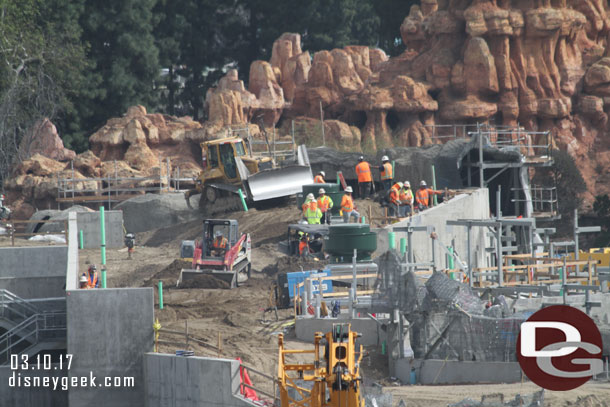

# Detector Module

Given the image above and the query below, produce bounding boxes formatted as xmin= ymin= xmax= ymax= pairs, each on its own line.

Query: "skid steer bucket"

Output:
xmin=179 ymin=268 xmax=238 ymax=289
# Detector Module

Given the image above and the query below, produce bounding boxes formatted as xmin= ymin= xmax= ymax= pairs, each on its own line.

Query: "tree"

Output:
xmin=80 ymin=0 xmax=160 ymax=130
xmin=373 ymin=0 xmax=418 ymax=56
xmin=0 ymin=0 xmax=89 ymax=187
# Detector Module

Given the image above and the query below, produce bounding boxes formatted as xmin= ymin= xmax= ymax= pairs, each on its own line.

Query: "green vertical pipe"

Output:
xmin=400 ymin=238 xmax=407 ymax=255
xmin=448 ymin=247 xmax=455 ymax=269
xmin=158 ymin=280 xmax=164 ymax=309
xmin=432 ymin=165 xmax=438 ymax=206
xmin=79 ymin=230 xmax=84 ymax=249
xmin=559 ymin=267 xmax=564 ymax=297
xmin=101 ymin=270 xmax=107 ymax=288
xmin=336 ymin=172 xmax=340 ymax=185
xmin=100 ymin=206 xmax=106 ymax=265
xmin=388 ymin=232 xmax=395 ymax=250
xmin=238 ymin=189 xmax=248 ymax=212
xmin=361 ymin=216 xmax=365 ymax=224
xmin=381 ymin=340 xmax=386 ymax=355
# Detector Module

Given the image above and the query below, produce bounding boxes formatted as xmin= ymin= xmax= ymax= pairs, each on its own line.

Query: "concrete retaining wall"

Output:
xmin=295 ymin=316 xmax=385 ymax=346
xmin=0 ymin=246 xmax=67 ymax=299
xmin=144 ymin=354 xmax=256 ymax=407
xmin=379 ymin=188 xmax=490 ymax=271
xmin=417 ymin=360 xmax=522 ymax=385
xmin=67 ymin=288 xmax=153 ymax=407
xmin=0 ymin=366 xmax=68 ymax=406
xmin=77 ymin=211 xmax=123 ymax=249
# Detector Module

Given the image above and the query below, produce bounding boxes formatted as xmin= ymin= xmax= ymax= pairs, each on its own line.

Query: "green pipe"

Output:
xmin=432 ymin=164 xmax=438 ymax=206
xmin=79 ymin=230 xmax=84 ymax=249
xmin=336 ymin=172 xmax=340 ymax=185
xmin=448 ymin=247 xmax=455 ymax=269
xmin=388 ymin=232 xmax=395 ymax=250
xmin=101 ymin=269 xmax=107 ymax=289
xmin=100 ymin=206 xmax=106 ymax=266
xmin=238 ymin=189 xmax=248 ymax=212
xmin=391 ymin=160 xmax=395 ymax=180
xmin=158 ymin=280 xmax=164 ymax=309
xmin=361 ymin=216 xmax=365 ymax=224
xmin=381 ymin=340 xmax=386 ymax=355
xmin=400 ymin=238 xmax=407 ymax=255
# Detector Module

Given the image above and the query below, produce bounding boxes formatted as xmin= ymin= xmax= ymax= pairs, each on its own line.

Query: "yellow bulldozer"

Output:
xmin=185 ymin=137 xmax=313 ymax=214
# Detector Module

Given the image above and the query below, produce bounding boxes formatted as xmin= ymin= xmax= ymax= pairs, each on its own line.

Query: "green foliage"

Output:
xmin=534 ymin=150 xmax=586 ymax=221
xmin=373 ymin=0 xmax=418 ymax=56
xmin=593 ymin=194 xmax=610 ymax=247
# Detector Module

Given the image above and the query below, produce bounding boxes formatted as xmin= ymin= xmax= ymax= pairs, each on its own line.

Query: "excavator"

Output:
xmin=185 ymin=137 xmax=313 ymax=215
xmin=277 ymin=324 xmax=365 ymax=407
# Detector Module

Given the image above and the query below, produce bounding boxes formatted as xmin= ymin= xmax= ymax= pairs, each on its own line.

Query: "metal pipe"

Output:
xmin=352 ymin=249 xmax=357 ymax=318
xmin=400 ymin=237 xmax=407 ymax=255
xmin=467 ymin=225 xmax=472 ymax=287
xmin=319 ymin=101 xmax=325 ymax=146
xmin=238 ymin=189 xmax=248 ymax=212
xmin=496 ymin=226 xmax=503 ymax=286
xmin=158 ymin=280 xmax=164 ymax=309
xmin=100 ymin=206 xmax=106 ymax=267
xmin=79 ymin=230 xmax=84 ymax=250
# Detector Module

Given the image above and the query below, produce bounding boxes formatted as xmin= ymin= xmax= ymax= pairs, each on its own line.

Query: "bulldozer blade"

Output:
xmin=247 ymin=165 xmax=314 ymax=201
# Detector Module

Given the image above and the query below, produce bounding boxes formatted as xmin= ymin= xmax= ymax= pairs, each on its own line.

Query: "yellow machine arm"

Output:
xmin=277 ymin=323 xmax=365 ymax=407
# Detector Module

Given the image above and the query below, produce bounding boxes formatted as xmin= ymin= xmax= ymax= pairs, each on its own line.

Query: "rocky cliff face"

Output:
xmin=5 ymin=0 xmax=610 ymax=217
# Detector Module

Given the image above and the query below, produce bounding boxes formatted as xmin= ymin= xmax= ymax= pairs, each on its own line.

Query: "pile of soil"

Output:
xmin=143 ymin=259 xmax=187 ymax=287
xmin=262 ymin=256 xmax=329 ymax=276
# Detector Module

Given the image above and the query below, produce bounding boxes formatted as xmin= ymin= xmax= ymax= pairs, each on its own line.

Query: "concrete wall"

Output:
xmin=0 ymin=246 xmax=67 ymax=299
xmin=67 ymin=288 xmax=153 ymax=407
xmin=77 ymin=211 xmax=123 ymax=249
xmin=0 ymin=366 xmax=68 ymax=406
xmin=144 ymin=354 xmax=256 ymax=407
xmin=295 ymin=316 xmax=385 ymax=346
xmin=66 ymin=212 xmax=79 ymax=290
xmin=417 ymin=360 xmax=522 ymax=385
xmin=379 ymin=188 xmax=490 ymax=271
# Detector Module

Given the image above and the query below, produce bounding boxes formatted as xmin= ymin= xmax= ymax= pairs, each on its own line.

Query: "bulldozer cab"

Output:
xmin=201 ymin=219 xmax=239 ymax=258
xmin=204 ymin=139 xmax=247 ymax=182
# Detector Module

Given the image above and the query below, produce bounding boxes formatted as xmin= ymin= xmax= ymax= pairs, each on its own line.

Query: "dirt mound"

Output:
xmin=262 ymin=256 xmax=328 ymax=276
xmin=143 ymin=259 xmax=186 ymax=287
xmin=179 ymin=275 xmax=231 ymax=289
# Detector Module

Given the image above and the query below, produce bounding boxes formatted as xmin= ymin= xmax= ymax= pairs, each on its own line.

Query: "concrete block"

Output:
xmin=0 ymin=245 xmax=67 ymax=299
xmin=67 ymin=288 xmax=153 ymax=407
xmin=76 ymin=211 xmax=123 ymax=249
xmin=418 ymin=359 xmax=522 ymax=385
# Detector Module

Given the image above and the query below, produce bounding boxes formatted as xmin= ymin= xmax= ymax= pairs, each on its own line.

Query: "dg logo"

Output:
xmin=517 ymin=305 xmax=604 ymax=391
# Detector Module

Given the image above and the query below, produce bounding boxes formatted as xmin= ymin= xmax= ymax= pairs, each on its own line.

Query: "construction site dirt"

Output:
xmin=71 ymin=201 xmax=610 ymax=407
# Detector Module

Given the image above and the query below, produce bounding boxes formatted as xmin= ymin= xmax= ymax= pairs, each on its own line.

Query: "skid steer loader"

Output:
xmin=185 ymin=137 xmax=312 ymax=215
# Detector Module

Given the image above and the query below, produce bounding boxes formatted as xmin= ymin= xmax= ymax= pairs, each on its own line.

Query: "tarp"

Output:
xmin=236 ymin=357 xmax=259 ymax=402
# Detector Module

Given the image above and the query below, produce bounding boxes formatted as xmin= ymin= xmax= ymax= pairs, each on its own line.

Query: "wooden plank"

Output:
xmin=322 ymin=290 xmax=375 ymax=298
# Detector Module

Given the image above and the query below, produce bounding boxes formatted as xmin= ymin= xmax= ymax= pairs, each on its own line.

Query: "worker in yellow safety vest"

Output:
xmin=340 ymin=186 xmax=360 ymax=223
xmin=317 ymin=188 xmax=334 ymax=225
xmin=304 ymin=199 xmax=322 ymax=224
xmin=399 ymin=181 xmax=414 ymax=217
xmin=302 ymin=193 xmax=316 ymax=215
xmin=379 ymin=156 xmax=393 ymax=191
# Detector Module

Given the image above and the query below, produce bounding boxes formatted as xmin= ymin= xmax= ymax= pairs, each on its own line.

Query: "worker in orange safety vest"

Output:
xmin=340 ymin=186 xmax=360 ymax=223
xmin=314 ymin=171 xmax=325 ymax=183
xmin=302 ymin=193 xmax=316 ymax=215
xmin=379 ymin=156 xmax=393 ymax=191
xmin=317 ymin=188 xmax=334 ymax=225
xmin=415 ymin=180 xmax=443 ymax=211
xmin=355 ymin=156 xmax=373 ymax=199
xmin=388 ymin=182 xmax=403 ymax=217
xmin=211 ymin=230 xmax=228 ymax=256
xmin=86 ymin=264 xmax=99 ymax=288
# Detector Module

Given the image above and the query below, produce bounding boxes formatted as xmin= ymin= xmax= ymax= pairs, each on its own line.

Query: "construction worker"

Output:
xmin=415 ymin=180 xmax=443 ymax=211
xmin=379 ymin=156 xmax=393 ymax=191
xmin=79 ymin=275 xmax=88 ymax=289
xmin=86 ymin=265 xmax=99 ymax=289
xmin=298 ymin=234 xmax=310 ymax=257
xmin=340 ymin=186 xmax=360 ymax=223
xmin=389 ymin=182 xmax=403 ymax=217
xmin=304 ymin=198 xmax=322 ymax=224
xmin=211 ymin=230 xmax=228 ymax=256
xmin=317 ymin=188 xmax=333 ymax=225
xmin=355 ymin=156 xmax=372 ymax=199
xmin=314 ymin=171 xmax=326 ymax=183
xmin=399 ymin=181 xmax=414 ymax=217
xmin=301 ymin=193 xmax=316 ymax=215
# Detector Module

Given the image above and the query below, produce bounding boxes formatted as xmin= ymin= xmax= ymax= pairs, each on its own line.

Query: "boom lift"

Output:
xmin=277 ymin=323 xmax=365 ymax=407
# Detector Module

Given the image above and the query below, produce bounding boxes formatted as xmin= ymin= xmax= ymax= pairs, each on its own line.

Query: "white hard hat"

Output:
xmin=404 ymin=181 xmax=410 ymax=187
xmin=318 ymin=188 xmax=325 ymax=194
xmin=319 ymin=171 xmax=325 ymax=177
xmin=345 ymin=186 xmax=353 ymax=193
xmin=79 ymin=275 xmax=87 ymax=283
xmin=358 ymin=156 xmax=364 ymax=161
xmin=397 ymin=182 xmax=403 ymax=188
xmin=306 ymin=193 xmax=315 ymax=200
xmin=381 ymin=155 xmax=389 ymax=161
xmin=420 ymin=180 xmax=427 ymax=186
xmin=215 ymin=230 xmax=223 ymax=237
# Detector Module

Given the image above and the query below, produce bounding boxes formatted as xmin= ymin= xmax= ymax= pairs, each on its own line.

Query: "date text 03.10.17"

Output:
xmin=10 ymin=354 xmax=73 ymax=371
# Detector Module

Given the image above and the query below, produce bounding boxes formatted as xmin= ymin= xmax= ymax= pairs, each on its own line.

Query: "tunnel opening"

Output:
xmin=386 ymin=109 xmax=399 ymax=131
xmin=459 ymin=149 xmax=526 ymax=218
xmin=32 ymin=215 xmax=51 ymax=234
